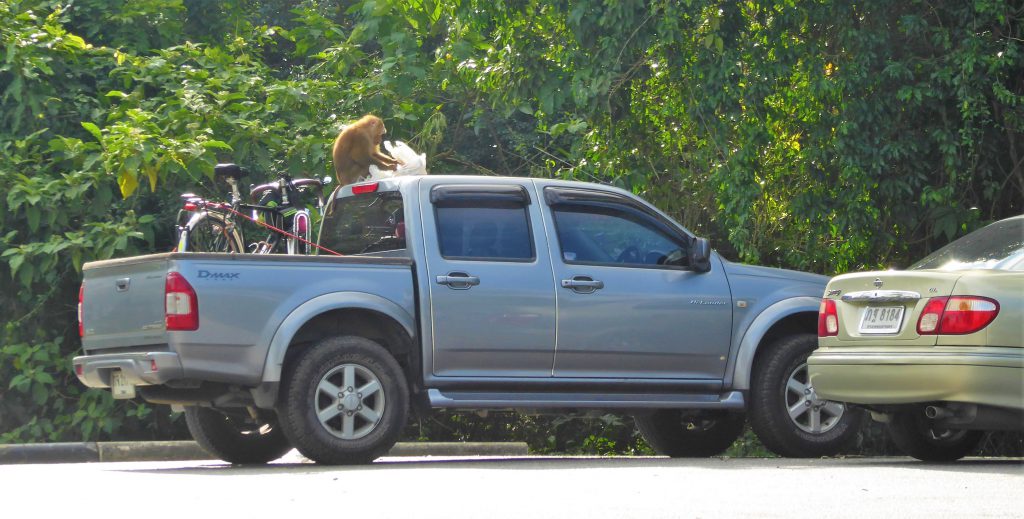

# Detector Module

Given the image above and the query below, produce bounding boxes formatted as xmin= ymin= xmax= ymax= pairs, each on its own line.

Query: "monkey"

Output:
xmin=331 ymin=114 xmax=403 ymax=186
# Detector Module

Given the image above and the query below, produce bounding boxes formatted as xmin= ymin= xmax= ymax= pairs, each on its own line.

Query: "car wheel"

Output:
xmin=635 ymin=410 xmax=745 ymax=457
xmin=184 ymin=406 xmax=292 ymax=464
xmin=277 ymin=335 xmax=409 ymax=465
xmin=887 ymin=408 xmax=984 ymax=462
xmin=749 ymin=333 xmax=864 ymax=457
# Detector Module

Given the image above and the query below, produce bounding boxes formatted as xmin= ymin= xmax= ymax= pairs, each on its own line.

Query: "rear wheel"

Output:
xmin=184 ymin=407 xmax=292 ymax=464
xmin=749 ymin=333 xmax=864 ymax=457
xmin=277 ymin=335 xmax=409 ymax=465
xmin=635 ymin=410 xmax=745 ymax=457
xmin=887 ymin=408 xmax=984 ymax=462
xmin=183 ymin=211 xmax=243 ymax=253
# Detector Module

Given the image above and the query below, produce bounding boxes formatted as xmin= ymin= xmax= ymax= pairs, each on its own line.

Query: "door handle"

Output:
xmin=561 ymin=276 xmax=604 ymax=293
xmin=436 ymin=272 xmax=480 ymax=289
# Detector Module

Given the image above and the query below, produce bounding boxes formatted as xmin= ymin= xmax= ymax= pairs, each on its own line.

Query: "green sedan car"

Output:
xmin=809 ymin=215 xmax=1023 ymax=461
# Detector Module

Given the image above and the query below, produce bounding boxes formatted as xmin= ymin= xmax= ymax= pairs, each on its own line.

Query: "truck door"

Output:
xmin=542 ymin=186 xmax=733 ymax=380
xmin=421 ymin=179 xmax=557 ymax=377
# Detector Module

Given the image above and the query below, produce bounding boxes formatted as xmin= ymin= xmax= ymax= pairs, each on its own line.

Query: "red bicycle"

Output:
xmin=175 ymin=163 xmax=329 ymax=254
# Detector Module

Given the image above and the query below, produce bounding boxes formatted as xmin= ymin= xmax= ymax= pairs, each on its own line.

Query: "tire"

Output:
xmin=277 ymin=335 xmax=409 ymax=465
xmin=635 ymin=410 xmax=745 ymax=457
xmin=748 ymin=333 xmax=864 ymax=457
xmin=183 ymin=407 xmax=292 ymax=464
xmin=887 ymin=408 xmax=984 ymax=462
xmin=184 ymin=211 xmax=243 ymax=253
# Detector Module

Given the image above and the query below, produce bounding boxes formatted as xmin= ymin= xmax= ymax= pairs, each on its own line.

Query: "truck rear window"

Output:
xmin=319 ymin=191 xmax=406 ymax=255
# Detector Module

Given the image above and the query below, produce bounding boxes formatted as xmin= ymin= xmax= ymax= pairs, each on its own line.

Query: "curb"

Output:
xmin=0 ymin=441 xmax=529 ymax=465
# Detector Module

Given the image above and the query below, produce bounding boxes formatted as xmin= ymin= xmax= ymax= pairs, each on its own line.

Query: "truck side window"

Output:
xmin=551 ymin=205 xmax=688 ymax=268
xmin=435 ymin=205 xmax=534 ymax=262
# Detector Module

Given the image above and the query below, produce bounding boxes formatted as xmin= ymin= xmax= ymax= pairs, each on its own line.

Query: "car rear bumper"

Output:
xmin=73 ymin=352 xmax=184 ymax=388
xmin=807 ymin=350 xmax=1024 ymax=410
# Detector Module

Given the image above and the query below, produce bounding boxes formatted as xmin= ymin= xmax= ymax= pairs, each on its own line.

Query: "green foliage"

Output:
xmin=1 ymin=0 xmax=1020 ymax=456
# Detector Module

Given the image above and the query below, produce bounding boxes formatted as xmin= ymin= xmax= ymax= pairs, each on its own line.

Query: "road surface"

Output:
xmin=3 ymin=454 xmax=1021 ymax=518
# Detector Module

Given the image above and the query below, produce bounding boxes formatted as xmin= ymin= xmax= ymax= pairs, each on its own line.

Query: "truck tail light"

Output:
xmin=918 ymin=296 xmax=999 ymax=335
xmin=165 ymin=272 xmax=199 ymax=331
xmin=78 ymin=283 xmax=85 ymax=338
xmin=818 ymin=299 xmax=839 ymax=337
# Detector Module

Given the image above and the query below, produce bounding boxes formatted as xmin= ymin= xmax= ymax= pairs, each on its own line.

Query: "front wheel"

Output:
xmin=635 ymin=410 xmax=745 ymax=457
xmin=748 ymin=334 xmax=864 ymax=457
xmin=184 ymin=407 xmax=292 ymax=464
xmin=277 ymin=335 xmax=409 ymax=465
xmin=887 ymin=408 xmax=984 ymax=462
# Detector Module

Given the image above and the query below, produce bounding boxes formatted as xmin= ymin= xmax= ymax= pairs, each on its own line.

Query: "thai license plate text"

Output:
xmin=859 ymin=306 xmax=905 ymax=334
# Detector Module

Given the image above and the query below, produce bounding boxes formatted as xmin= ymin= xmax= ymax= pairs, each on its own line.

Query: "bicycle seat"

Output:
xmin=250 ymin=177 xmax=323 ymax=202
xmin=214 ymin=163 xmax=248 ymax=180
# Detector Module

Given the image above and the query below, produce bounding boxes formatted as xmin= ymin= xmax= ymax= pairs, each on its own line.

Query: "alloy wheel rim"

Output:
xmin=314 ymin=363 xmax=386 ymax=440
xmin=785 ymin=362 xmax=845 ymax=434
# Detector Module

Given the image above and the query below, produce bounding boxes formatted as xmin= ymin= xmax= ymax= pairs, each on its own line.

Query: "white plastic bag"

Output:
xmin=368 ymin=140 xmax=427 ymax=179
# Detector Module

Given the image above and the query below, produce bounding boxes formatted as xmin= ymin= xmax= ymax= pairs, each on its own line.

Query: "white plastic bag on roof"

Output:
xmin=368 ymin=141 xmax=427 ymax=180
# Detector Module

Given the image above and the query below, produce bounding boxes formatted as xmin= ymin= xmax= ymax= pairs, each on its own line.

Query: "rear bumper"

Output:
xmin=73 ymin=352 xmax=184 ymax=388
xmin=807 ymin=350 xmax=1023 ymax=410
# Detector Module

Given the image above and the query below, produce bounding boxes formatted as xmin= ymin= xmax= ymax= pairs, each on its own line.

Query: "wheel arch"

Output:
xmin=730 ymin=297 xmax=819 ymax=391
xmin=260 ymin=292 xmax=417 ymax=387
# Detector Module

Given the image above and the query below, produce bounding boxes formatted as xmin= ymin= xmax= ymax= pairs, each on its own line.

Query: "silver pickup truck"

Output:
xmin=74 ymin=175 xmax=860 ymax=464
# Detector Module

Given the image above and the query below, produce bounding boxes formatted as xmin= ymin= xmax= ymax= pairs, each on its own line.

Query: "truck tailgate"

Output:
xmin=82 ymin=255 xmax=170 ymax=350
xmin=79 ymin=252 xmax=416 ymax=388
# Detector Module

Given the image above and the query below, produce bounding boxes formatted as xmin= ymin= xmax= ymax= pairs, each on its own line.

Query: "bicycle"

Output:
xmin=175 ymin=163 xmax=329 ymax=255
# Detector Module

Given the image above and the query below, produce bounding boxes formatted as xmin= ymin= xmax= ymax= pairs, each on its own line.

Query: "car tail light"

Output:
xmin=917 ymin=297 xmax=947 ymax=334
xmin=295 ymin=211 xmax=309 ymax=235
xmin=818 ymin=299 xmax=839 ymax=337
xmin=351 ymin=182 xmax=379 ymax=195
xmin=941 ymin=296 xmax=999 ymax=335
xmin=74 ymin=363 xmax=84 ymax=377
xmin=183 ymin=201 xmax=198 ymax=211
xmin=165 ymin=272 xmax=199 ymax=331
xmin=917 ymin=296 xmax=999 ymax=335
xmin=78 ymin=283 xmax=85 ymax=338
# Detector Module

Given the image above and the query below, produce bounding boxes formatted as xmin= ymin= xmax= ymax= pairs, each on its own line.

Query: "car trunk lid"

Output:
xmin=827 ymin=270 xmax=961 ymax=345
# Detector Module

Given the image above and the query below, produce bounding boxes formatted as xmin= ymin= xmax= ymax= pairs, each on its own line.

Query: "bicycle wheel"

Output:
xmin=183 ymin=211 xmax=244 ymax=253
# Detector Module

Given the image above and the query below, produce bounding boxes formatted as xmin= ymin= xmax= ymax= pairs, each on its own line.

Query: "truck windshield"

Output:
xmin=319 ymin=191 xmax=406 ymax=256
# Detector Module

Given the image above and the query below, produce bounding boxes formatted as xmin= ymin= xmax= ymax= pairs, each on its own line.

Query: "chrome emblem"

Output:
xmin=826 ymin=289 xmax=841 ymax=297
xmin=873 ymin=278 xmax=883 ymax=288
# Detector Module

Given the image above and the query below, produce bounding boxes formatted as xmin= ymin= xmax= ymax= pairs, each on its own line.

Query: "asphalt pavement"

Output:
xmin=2 ymin=455 xmax=1021 ymax=518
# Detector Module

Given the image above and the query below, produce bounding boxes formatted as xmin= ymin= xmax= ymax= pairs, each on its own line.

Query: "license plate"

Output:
xmin=110 ymin=370 xmax=136 ymax=400
xmin=859 ymin=306 xmax=905 ymax=334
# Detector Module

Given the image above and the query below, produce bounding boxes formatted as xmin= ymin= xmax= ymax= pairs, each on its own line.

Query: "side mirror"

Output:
xmin=690 ymin=237 xmax=711 ymax=273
